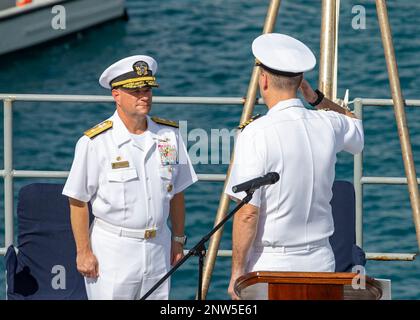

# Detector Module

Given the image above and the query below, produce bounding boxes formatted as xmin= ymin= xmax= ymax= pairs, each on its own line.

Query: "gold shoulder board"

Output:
xmin=84 ymin=120 xmax=113 ymax=139
xmin=238 ymin=114 xmax=262 ymax=131
xmin=151 ymin=116 xmax=179 ymax=128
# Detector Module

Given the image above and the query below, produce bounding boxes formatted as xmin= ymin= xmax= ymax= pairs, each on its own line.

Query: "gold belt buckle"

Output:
xmin=144 ymin=229 xmax=156 ymax=239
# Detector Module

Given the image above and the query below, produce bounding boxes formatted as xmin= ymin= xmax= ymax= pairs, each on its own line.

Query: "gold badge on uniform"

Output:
xmin=167 ymin=184 xmax=173 ymax=192
xmin=112 ymin=161 xmax=130 ymax=169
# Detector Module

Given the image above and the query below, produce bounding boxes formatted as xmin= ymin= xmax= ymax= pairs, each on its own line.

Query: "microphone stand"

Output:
xmin=140 ymin=190 xmax=255 ymax=300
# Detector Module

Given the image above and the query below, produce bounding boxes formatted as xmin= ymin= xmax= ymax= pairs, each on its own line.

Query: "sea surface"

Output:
xmin=0 ymin=0 xmax=419 ymax=300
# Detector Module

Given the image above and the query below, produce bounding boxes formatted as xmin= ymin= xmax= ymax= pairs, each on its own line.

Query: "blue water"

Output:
xmin=1 ymin=0 xmax=420 ymax=299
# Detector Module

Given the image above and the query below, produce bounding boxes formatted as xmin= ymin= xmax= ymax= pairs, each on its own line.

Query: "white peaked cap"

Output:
xmin=252 ymin=33 xmax=316 ymax=75
xmin=99 ymin=55 xmax=158 ymax=89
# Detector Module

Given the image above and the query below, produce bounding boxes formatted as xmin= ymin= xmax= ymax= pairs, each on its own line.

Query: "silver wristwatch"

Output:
xmin=172 ymin=235 xmax=187 ymax=245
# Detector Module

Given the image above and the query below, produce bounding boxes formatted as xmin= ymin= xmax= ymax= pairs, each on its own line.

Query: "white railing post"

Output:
xmin=3 ymin=99 xmax=14 ymax=249
xmin=354 ymin=98 xmax=364 ymax=247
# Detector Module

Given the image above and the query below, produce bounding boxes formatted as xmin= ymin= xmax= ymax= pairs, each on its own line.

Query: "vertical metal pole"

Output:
xmin=201 ymin=0 xmax=282 ymax=299
xmin=4 ymin=99 xmax=14 ymax=248
xmin=332 ymin=0 xmax=340 ymax=101
xmin=354 ymin=99 xmax=363 ymax=247
xmin=376 ymin=0 xmax=420 ymax=250
xmin=319 ymin=0 xmax=337 ymax=99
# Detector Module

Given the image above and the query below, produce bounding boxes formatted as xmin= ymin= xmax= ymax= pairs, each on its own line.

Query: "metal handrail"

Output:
xmin=0 ymin=94 xmax=261 ymax=105
xmin=1 ymin=93 xmax=420 ymax=105
xmin=1 ymin=95 xmax=420 ymax=245
xmin=211 ymin=250 xmax=416 ymax=261
xmin=354 ymin=98 xmax=420 ymax=253
xmin=0 ymin=245 xmax=414 ymax=261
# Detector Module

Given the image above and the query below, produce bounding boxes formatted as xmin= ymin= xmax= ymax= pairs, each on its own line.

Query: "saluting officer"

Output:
xmin=63 ymin=55 xmax=197 ymax=300
xmin=225 ymin=34 xmax=364 ymax=299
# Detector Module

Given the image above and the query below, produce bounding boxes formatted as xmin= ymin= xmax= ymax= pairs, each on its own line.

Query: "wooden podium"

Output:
xmin=235 ymin=271 xmax=383 ymax=300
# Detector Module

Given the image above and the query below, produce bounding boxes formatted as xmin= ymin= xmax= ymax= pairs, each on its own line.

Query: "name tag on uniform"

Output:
xmin=111 ymin=161 xmax=130 ymax=169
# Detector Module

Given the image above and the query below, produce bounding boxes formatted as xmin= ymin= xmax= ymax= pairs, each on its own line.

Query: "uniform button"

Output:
xmin=146 ymin=177 xmax=149 ymax=181
xmin=148 ymin=197 xmax=151 ymax=201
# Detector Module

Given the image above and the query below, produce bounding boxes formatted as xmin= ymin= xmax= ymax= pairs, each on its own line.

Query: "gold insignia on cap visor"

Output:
xmin=111 ymin=77 xmax=159 ymax=89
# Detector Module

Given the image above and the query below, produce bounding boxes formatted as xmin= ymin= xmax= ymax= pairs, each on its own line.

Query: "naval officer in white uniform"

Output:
xmin=63 ymin=55 xmax=197 ymax=300
xmin=225 ymin=33 xmax=364 ymax=299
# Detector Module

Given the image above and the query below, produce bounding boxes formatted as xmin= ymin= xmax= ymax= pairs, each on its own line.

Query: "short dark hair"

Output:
xmin=263 ymin=68 xmax=303 ymax=91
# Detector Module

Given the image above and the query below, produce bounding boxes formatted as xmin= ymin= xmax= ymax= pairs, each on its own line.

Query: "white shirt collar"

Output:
xmin=111 ymin=111 xmax=157 ymax=148
xmin=267 ymin=98 xmax=304 ymax=115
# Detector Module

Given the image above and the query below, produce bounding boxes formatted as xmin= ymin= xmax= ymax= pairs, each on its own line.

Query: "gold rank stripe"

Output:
xmin=151 ymin=116 xmax=179 ymax=128
xmin=120 ymin=80 xmax=159 ymax=89
xmin=84 ymin=120 xmax=113 ymax=139
xmin=238 ymin=114 xmax=261 ymax=131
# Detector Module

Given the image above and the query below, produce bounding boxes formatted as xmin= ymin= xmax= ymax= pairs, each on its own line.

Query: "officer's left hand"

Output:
xmin=171 ymin=241 xmax=184 ymax=266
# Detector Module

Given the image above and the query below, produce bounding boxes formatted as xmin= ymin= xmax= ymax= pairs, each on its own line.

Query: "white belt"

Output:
xmin=252 ymin=239 xmax=329 ymax=253
xmin=94 ymin=218 xmax=157 ymax=240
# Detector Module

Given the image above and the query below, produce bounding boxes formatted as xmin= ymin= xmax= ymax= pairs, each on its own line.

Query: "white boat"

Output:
xmin=0 ymin=0 xmax=126 ymax=55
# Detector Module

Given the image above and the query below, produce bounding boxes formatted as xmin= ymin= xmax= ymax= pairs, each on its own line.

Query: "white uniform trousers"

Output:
xmin=85 ymin=220 xmax=171 ymax=300
xmin=246 ymin=239 xmax=335 ymax=273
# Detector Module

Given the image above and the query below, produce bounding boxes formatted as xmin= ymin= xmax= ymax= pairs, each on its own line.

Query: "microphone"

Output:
xmin=232 ymin=172 xmax=280 ymax=193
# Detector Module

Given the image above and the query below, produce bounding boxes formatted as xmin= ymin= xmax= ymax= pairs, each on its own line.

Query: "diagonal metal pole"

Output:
xmin=376 ymin=0 xmax=420 ymax=250
xmin=200 ymin=0 xmax=282 ymax=299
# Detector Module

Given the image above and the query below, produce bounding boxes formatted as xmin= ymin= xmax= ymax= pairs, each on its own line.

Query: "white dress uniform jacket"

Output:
xmin=63 ymin=111 xmax=197 ymax=230
xmin=225 ymin=98 xmax=364 ymax=272
xmin=62 ymin=111 xmax=197 ymax=299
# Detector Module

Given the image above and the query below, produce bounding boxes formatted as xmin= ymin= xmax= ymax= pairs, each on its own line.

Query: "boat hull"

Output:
xmin=0 ymin=0 xmax=126 ymax=55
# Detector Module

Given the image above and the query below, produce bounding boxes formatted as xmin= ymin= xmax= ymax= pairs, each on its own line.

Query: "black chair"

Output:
xmin=330 ymin=180 xmax=366 ymax=272
xmin=5 ymin=183 xmax=90 ymax=299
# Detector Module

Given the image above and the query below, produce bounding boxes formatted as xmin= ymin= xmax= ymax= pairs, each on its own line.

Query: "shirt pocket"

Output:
xmin=159 ymin=165 xmax=174 ymax=180
xmin=105 ymin=168 xmax=139 ymax=207
xmin=107 ymin=168 xmax=138 ymax=182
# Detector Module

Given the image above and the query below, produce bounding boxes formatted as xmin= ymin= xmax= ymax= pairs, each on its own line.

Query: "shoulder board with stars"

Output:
xmin=84 ymin=120 xmax=113 ymax=139
xmin=151 ymin=116 xmax=179 ymax=128
xmin=237 ymin=114 xmax=262 ymax=131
